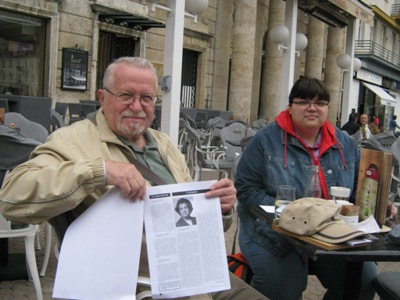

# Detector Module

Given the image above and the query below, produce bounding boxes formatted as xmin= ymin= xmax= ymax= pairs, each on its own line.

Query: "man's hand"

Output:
xmin=104 ymin=160 xmax=147 ymax=200
xmin=205 ymin=178 xmax=236 ymax=214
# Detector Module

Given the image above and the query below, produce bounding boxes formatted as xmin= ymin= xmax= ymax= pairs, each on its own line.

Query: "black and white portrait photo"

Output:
xmin=174 ymin=197 xmax=197 ymax=227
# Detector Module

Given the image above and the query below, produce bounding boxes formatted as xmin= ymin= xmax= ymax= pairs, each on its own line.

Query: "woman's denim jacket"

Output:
xmin=235 ymin=121 xmax=360 ymax=257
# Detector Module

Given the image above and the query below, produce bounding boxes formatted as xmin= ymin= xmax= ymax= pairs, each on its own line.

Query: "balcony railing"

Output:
xmin=391 ymin=4 xmax=400 ymax=17
xmin=355 ymin=40 xmax=400 ymax=69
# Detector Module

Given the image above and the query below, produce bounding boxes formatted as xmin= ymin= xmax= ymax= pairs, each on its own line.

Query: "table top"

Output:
xmin=250 ymin=205 xmax=400 ymax=262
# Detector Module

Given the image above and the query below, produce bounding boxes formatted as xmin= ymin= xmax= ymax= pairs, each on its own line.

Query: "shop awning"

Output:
xmin=362 ymin=82 xmax=397 ymax=106
xmin=90 ymin=0 xmax=165 ymax=31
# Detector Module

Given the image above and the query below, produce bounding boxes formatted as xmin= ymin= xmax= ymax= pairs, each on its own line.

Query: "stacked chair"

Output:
xmin=180 ymin=119 xmax=230 ymax=180
xmin=178 ymin=114 xmax=257 ymax=181
xmin=219 ymin=122 xmax=256 ymax=161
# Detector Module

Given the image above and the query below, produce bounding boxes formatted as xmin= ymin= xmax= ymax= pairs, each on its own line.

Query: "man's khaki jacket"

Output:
xmin=0 ymin=110 xmax=193 ymax=226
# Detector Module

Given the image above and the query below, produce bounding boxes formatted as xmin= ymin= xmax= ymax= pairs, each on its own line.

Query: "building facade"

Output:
xmin=0 ymin=0 xmax=399 ymax=129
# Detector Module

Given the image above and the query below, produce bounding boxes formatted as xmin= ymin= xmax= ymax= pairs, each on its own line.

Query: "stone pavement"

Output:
xmin=1 ymin=220 xmax=400 ymax=299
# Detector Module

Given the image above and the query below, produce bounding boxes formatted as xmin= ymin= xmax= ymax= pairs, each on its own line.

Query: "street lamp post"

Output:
xmin=160 ymin=0 xmax=185 ymax=146
xmin=281 ymin=0 xmax=298 ymax=109
xmin=152 ymin=0 xmax=208 ymax=146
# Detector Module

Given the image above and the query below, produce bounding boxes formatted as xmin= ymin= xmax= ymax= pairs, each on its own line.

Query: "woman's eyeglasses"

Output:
xmin=291 ymin=100 xmax=329 ymax=108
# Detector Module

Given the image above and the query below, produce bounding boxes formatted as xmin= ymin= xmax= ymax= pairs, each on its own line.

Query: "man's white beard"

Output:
xmin=118 ymin=111 xmax=148 ymax=138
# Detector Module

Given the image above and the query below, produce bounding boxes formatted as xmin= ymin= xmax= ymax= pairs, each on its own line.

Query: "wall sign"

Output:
xmin=61 ymin=48 xmax=88 ymax=91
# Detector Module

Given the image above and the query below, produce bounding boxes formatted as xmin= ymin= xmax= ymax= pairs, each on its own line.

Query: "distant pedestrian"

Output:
xmin=373 ymin=115 xmax=379 ymax=127
xmin=389 ymin=115 xmax=400 ymax=133
xmin=359 ymin=114 xmax=379 ymax=140
xmin=341 ymin=112 xmax=360 ymax=135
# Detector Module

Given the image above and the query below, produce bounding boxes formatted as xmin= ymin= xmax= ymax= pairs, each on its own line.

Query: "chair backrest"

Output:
xmin=68 ymin=103 xmax=83 ymax=124
xmin=375 ymin=132 xmax=397 ymax=149
xmin=390 ymin=137 xmax=400 ymax=167
xmin=195 ymin=111 xmax=208 ymax=129
xmin=82 ymin=103 xmax=97 ymax=117
xmin=208 ymin=116 xmax=228 ymax=145
xmin=55 ymin=102 xmax=68 ymax=121
xmin=0 ymin=124 xmax=42 ymax=186
xmin=51 ymin=109 xmax=65 ymax=130
xmin=252 ymin=118 xmax=267 ymax=130
xmin=220 ymin=122 xmax=250 ymax=160
xmin=4 ymin=112 xmax=48 ymax=143
xmin=0 ymin=98 xmax=9 ymax=112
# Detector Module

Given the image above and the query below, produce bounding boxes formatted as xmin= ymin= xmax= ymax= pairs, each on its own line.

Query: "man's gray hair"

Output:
xmin=103 ymin=56 xmax=158 ymax=88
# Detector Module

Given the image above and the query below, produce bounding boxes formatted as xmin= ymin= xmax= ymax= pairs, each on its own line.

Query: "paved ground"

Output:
xmin=1 ymin=219 xmax=400 ymax=299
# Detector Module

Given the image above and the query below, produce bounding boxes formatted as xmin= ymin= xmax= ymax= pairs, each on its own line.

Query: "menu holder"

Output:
xmin=355 ymin=148 xmax=393 ymax=227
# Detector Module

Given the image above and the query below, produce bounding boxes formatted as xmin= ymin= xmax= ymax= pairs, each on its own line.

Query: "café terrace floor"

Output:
xmin=1 ymin=170 xmax=399 ymax=299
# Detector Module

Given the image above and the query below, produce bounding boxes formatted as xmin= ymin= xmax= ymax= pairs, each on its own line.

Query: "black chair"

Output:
xmin=374 ymin=272 xmax=400 ymax=300
xmin=50 ymin=109 xmax=65 ymax=131
xmin=195 ymin=111 xmax=208 ymax=129
xmin=67 ymin=103 xmax=83 ymax=124
xmin=0 ymin=99 xmax=9 ymax=112
xmin=81 ymin=103 xmax=97 ymax=117
xmin=54 ymin=102 xmax=68 ymax=122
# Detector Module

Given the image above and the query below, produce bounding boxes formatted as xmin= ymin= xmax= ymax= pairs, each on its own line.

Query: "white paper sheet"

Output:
xmin=144 ymin=180 xmax=231 ymax=299
xmin=260 ymin=205 xmax=275 ymax=214
xmin=53 ymin=187 xmax=144 ymax=300
xmin=352 ymin=214 xmax=381 ymax=233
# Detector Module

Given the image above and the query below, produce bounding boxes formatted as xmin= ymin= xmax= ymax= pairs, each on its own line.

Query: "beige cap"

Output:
xmin=279 ymin=198 xmax=368 ymax=244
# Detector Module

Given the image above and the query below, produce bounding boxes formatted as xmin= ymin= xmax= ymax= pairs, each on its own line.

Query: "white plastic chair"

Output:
xmin=38 ymin=221 xmax=52 ymax=276
xmin=0 ymin=214 xmax=43 ymax=300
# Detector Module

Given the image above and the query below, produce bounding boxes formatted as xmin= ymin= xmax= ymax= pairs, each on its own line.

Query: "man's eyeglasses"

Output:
xmin=291 ymin=100 xmax=329 ymax=108
xmin=103 ymin=87 xmax=157 ymax=107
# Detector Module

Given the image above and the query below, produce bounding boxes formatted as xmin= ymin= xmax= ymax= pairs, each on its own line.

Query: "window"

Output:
xmin=181 ymin=49 xmax=198 ymax=108
xmin=97 ymin=31 xmax=136 ymax=90
xmin=0 ymin=10 xmax=46 ymax=96
xmin=380 ymin=25 xmax=386 ymax=46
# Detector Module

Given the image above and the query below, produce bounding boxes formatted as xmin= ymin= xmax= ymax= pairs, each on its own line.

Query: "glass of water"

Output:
xmin=275 ymin=185 xmax=296 ymax=219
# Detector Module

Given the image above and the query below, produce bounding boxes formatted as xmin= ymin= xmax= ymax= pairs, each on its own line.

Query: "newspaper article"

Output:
xmin=144 ymin=180 xmax=231 ymax=299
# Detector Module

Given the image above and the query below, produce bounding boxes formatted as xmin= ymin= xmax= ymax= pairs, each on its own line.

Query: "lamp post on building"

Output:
xmin=150 ymin=0 xmax=208 ymax=146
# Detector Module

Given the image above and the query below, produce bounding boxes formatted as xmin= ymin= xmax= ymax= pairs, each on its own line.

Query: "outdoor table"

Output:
xmin=250 ymin=205 xmax=400 ymax=300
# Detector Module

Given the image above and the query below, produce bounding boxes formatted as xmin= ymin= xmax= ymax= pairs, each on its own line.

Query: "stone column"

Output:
xmin=325 ymin=26 xmax=345 ymax=126
xmin=211 ymin=0 xmax=234 ymax=111
xmin=228 ymin=0 xmax=258 ymax=122
xmin=304 ymin=16 xmax=326 ymax=79
xmin=259 ymin=0 xmax=285 ymax=122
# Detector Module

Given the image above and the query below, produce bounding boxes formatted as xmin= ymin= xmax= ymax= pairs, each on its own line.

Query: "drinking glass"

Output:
xmin=275 ymin=185 xmax=296 ymax=219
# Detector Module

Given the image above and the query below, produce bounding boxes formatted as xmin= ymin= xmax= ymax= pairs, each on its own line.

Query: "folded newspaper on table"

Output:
xmin=144 ymin=180 xmax=231 ymax=299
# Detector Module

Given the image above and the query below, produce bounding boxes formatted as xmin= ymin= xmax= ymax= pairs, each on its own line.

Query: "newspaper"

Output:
xmin=144 ymin=180 xmax=231 ymax=299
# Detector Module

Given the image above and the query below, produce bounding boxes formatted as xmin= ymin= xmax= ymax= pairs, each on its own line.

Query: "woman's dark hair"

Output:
xmin=175 ymin=198 xmax=193 ymax=214
xmin=288 ymin=77 xmax=330 ymax=104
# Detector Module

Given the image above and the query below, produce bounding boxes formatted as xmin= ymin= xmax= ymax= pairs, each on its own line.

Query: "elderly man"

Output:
xmin=359 ymin=114 xmax=379 ymax=140
xmin=0 ymin=57 xmax=267 ymax=300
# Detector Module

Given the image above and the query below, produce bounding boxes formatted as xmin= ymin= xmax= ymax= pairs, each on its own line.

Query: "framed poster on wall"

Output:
xmin=61 ymin=48 xmax=88 ymax=91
